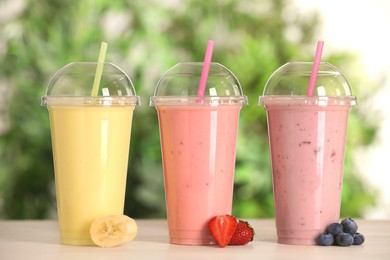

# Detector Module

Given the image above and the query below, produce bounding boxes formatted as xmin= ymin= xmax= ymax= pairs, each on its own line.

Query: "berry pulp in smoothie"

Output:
xmin=156 ymin=104 xmax=242 ymax=245
xmin=264 ymin=98 xmax=352 ymax=245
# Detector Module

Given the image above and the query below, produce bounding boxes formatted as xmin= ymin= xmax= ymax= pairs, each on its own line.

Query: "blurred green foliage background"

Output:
xmin=0 ymin=0 xmax=379 ymax=219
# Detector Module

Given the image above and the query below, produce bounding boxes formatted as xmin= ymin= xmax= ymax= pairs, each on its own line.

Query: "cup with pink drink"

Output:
xmin=259 ymin=42 xmax=357 ymax=245
xmin=150 ymin=41 xmax=248 ymax=245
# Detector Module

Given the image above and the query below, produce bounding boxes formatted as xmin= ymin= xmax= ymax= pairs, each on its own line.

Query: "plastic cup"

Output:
xmin=41 ymin=62 xmax=140 ymax=246
xmin=150 ymin=62 xmax=247 ymax=245
xmin=259 ymin=62 xmax=357 ymax=245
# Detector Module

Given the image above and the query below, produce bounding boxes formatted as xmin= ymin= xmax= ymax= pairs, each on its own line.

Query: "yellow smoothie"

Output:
xmin=48 ymin=105 xmax=134 ymax=245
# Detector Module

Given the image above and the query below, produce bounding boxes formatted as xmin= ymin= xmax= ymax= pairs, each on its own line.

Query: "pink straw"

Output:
xmin=307 ymin=40 xmax=324 ymax=96
xmin=197 ymin=40 xmax=214 ymax=97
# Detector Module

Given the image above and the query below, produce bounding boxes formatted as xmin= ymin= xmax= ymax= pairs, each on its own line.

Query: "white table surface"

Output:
xmin=0 ymin=219 xmax=389 ymax=259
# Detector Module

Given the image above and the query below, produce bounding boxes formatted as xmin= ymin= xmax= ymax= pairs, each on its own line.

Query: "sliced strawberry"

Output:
xmin=208 ymin=215 xmax=238 ymax=247
xmin=228 ymin=220 xmax=255 ymax=245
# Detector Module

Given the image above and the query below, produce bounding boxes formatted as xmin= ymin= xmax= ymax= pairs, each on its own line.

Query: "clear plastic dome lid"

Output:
xmin=150 ymin=62 xmax=248 ymax=105
xmin=259 ymin=62 xmax=357 ymax=105
xmin=41 ymin=62 xmax=140 ymax=106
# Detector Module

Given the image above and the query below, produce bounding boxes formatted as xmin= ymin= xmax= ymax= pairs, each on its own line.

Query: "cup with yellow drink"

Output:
xmin=41 ymin=49 xmax=140 ymax=245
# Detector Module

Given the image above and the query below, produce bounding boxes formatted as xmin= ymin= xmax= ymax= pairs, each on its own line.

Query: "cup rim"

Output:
xmin=41 ymin=96 xmax=140 ymax=106
xmin=150 ymin=95 xmax=248 ymax=106
xmin=259 ymin=95 xmax=357 ymax=106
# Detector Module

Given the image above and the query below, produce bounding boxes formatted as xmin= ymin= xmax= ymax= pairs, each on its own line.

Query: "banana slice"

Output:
xmin=90 ymin=215 xmax=137 ymax=247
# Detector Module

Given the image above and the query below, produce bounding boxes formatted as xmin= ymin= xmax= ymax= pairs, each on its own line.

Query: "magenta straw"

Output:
xmin=197 ymin=40 xmax=215 ymax=97
xmin=307 ymin=40 xmax=324 ymax=96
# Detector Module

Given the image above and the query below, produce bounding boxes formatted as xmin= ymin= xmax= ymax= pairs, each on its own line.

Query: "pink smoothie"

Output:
xmin=264 ymin=98 xmax=352 ymax=245
xmin=156 ymin=104 xmax=242 ymax=245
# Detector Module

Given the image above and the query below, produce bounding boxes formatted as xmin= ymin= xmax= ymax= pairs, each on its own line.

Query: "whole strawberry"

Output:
xmin=229 ymin=220 xmax=255 ymax=245
xmin=208 ymin=215 xmax=238 ymax=248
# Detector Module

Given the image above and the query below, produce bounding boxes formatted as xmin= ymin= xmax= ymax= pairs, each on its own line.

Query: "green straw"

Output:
xmin=91 ymin=42 xmax=108 ymax=97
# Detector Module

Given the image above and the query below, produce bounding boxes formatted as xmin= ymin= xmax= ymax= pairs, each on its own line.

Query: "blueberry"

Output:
xmin=341 ymin=218 xmax=358 ymax=235
xmin=353 ymin=233 xmax=365 ymax=245
xmin=327 ymin=223 xmax=343 ymax=236
xmin=335 ymin=232 xmax=354 ymax=246
xmin=317 ymin=233 xmax=334 ymax=246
